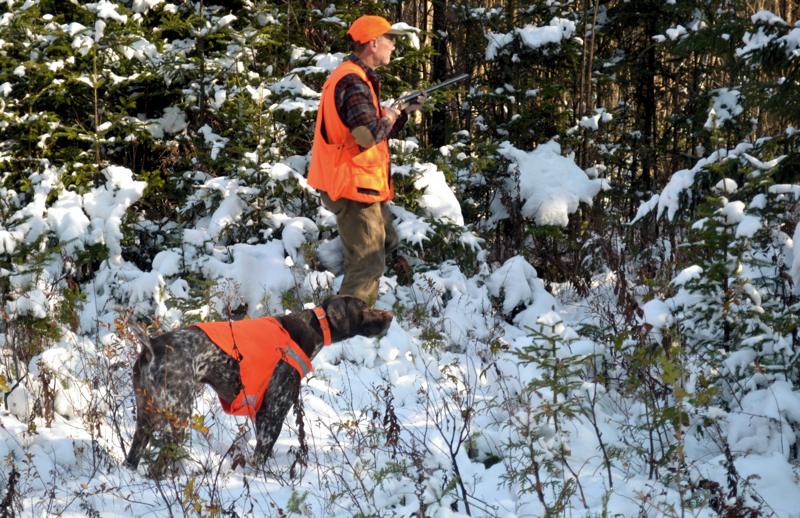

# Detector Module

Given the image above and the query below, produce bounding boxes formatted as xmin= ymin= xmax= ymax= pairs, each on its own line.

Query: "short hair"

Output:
xmin=348 ymin=35 xmax=369 ymax=54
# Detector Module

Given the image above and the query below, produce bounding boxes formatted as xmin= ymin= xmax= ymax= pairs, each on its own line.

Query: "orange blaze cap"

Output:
xmin=347 ymin=15 xmax=403 ymax=43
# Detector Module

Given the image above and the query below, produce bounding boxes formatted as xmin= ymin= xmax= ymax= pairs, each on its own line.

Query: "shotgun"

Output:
xmin=394 ymin=73 xmax=470 ymax=105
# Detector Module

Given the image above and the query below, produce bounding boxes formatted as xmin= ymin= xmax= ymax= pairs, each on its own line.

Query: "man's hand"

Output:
xmin=392 ymin=92 xmax=428 ymax=114
xmin=403 ymin=92 xmax=428 ymax=113
xmin=382 ymin=105 xmax=402 ymax=125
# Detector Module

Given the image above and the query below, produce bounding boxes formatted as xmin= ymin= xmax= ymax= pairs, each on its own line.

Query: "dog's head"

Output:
xmin=322 ymin=295 xmax=393 ymax=341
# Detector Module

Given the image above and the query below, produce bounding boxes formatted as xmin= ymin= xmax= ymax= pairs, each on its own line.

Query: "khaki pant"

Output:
xmin=321 ymin=192 xmax=398 ymax=305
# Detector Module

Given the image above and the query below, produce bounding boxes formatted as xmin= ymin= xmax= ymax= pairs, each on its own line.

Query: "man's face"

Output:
xmin=373 ymin=34 xmax=396 ymax=67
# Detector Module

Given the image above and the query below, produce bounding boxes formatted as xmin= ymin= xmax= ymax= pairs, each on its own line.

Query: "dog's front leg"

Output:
xmin=253 ymin=366 xmax=301 ymax=465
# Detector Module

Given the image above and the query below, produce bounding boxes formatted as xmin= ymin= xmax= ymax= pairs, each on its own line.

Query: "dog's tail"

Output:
xmin=130 ymin=324 xmax=155 ymax=363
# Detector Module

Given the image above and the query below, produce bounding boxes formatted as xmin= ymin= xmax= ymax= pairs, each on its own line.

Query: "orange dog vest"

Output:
xmin=193 ymin=317 xmax=313 ymax=419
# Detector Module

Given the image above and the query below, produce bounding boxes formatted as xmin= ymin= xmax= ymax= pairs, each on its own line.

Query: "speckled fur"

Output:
xmin=125 ymin=295 xmax=393 ymax=477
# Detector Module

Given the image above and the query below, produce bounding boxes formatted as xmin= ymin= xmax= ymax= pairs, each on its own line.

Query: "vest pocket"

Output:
xmin=349 ymin=146 xmax=387 ymax=194
xmin=357 ymin=187 xmax=380 ymax=195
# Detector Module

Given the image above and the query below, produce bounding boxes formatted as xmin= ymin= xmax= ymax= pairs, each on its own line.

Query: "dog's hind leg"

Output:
xmin=125 ymin=418 xmax=151 ymax=469
xmin=126 ymin=336 xmax=155 ymax=470
xmin=127 ymin=331 xmax=195 ymax=477
xmin=125 ymin=386 xmax=159 ymax=470
xmin=144 ymin=384 xmax=192 ymax=478
xmin=148 ymin=423 xmax=189 ymax=479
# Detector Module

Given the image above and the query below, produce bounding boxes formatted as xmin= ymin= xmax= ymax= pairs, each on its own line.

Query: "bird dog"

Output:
xmin=124 ymin=295 xmax=393 ymax=477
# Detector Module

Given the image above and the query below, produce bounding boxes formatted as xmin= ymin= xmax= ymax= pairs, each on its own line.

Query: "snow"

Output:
xmin=202 ymin=241 xmax=294 ymax=316
xmin=392 ymin=22 xmax=421 ymax=49
xmin=7 ymin=155 xmax=612 ymax=516
xmin=270 ymin=97 xmax=319 ymax=114
xmin=631 ymin=142 xmax=754 ymax=222
xmin=516 ymin=17 xmax=576 ymax=49
xmin=86 ymin=0 xmax=128 ymax=23
xmin=159 ymin=105 xmax=188 ymax=134
xmin=629 ymin=193 xmax=659 ymax=224
xmin=411 ymin=162 xmax=464 ymax=225
xmin=214 ymin=14 xmax=237 ymax=32
xmin=485 ymin=31 xmax=514 ymax=60
xmin=245 ymin=83 xmax=271 ymax=103
xmin=752 ymin=10 xmax=787 ymax=25
xmin=666 ymin=25 xmax=688 ymax=40
xmin=641 ymin=298 xmax=672 ymax=329
xmin=723 ymin=348 xmax=758 ymax=376
xmin=272 ymin=215 xmax=318 ymax=262
xmin=736 ymin=214 xmax=762 ymax=238
xmin=714 ymin=178 xmax=738 ymax=193
xmin=152 ymin=250 xmax=182 ymax=276
xmin=736 ymin=453 xmax=800 ymax=515
xmin=131 ymin=0 xmax=163 ymax=14
xmin=313 ymin=52 xmax=343 ymax=72
xmin=270 ymin=74 xmax=320 ymax=98
xmin=487 ymin=255 xmax=551 ymax=316
xmin=83 ymin=166 xmax=147 ymax=264
xmin=46 ymin=190 xmax=91 ymax=252
xmin=704 ymin=88 xmax=743 ymax=129
xmin=738 ymin=27 xmax=775 ymax=56
xmin=393 ymin=205 xmax=434 ymax=248
xmin=671 ymin=265 xmax=703 ymax=286
xmin=579 ymin=108 xmax=612 ymax=130
xmin=792 ymin=223 xmax=800 ymax=294
xmin=498 ymin=140 xmax=605 ymax=227
xmin=202 ymin=177 xmax=247 ymax=238
xmin=722 ymin=200 xmax=746 ymax=225
xmin=743 ymin=152 xmax=785 ymax=170
xmin=728 ymin=380 xmax=800 ymax=457
xmin=198 ymin=123 xmax=229 ymax=160
xmin=5 ymin=288 xmax=48 ymax=318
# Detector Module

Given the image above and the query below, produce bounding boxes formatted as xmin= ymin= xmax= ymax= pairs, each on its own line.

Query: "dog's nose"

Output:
xmin=376 ymin=310 xmax=394 ymax=323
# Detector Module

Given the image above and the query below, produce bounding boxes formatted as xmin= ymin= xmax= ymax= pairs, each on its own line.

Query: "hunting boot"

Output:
xmin=390 ymin=252 xmax=413 ymax=286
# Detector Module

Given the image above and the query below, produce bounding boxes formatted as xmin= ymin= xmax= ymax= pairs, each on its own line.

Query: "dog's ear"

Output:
xmin=322 ymin=295 xmax=363 ymax=338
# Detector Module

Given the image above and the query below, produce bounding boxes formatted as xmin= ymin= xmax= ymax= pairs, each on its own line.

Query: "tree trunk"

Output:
xmin=635 ymin=3 xmax=659 ymax=192
xmin=429 ymin=0 xmax=448 ymax=147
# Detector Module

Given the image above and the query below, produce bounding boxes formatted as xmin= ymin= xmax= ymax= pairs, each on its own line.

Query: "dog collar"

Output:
xmin=313 ymin=306 xmax=332 ymax=346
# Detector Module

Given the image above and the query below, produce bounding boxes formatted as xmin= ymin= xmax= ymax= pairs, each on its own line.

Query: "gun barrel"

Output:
xmin=396 ymin=73 xmax=469 ymax=104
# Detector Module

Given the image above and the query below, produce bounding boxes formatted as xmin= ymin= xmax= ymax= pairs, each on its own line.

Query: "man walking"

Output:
xmin=308 ymin=15 xmax=424 ymax=305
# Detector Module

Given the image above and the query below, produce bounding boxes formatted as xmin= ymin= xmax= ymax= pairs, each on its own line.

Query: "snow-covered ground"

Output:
xmin=4 ymin=268 xmax=800 ymax=516
xmin=2 ymin=142 xmax=799 ymax=516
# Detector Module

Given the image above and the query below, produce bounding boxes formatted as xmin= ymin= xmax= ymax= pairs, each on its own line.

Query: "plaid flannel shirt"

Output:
xmin=334 ymin=55 xmax=407 ymax=144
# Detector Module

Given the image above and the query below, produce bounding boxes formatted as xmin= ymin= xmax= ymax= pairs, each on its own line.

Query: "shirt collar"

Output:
xmin=348 ymin=54 xmax=380 ymax=87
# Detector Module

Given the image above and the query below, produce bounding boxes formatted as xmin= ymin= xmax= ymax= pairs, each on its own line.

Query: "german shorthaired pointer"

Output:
xmin=125 ymin=295 xmax=393 ymax=477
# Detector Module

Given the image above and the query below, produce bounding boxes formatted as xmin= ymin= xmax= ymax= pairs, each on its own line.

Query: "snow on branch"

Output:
xmin=485 ymin=17 xmax=575 ymax=60
xmin=497 ymin=140 xmax=606 ymax=227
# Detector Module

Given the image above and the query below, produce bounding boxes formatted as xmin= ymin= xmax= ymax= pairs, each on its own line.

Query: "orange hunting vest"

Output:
xmin=193 ymin=318 xmax=312 ymax=419
xmin=308 ymin=60 xmax=393 ymax=203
